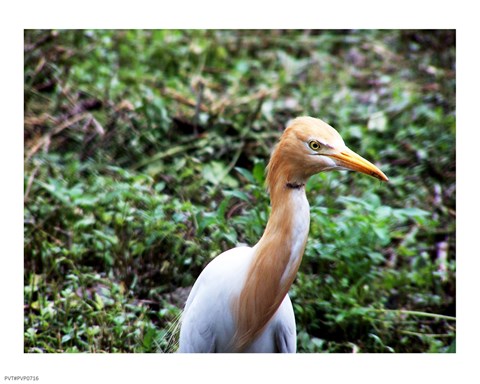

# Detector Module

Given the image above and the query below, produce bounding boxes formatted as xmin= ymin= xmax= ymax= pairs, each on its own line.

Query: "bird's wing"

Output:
xmin=179 ymin=246 xmax=254 ymax=352
xmin=273 ymin=295 xmax=297 ymax=353
xmin=178 ymin=315 xmax=216 ymax=353
xmin=274 ymin=321 xmax=296 ymax=353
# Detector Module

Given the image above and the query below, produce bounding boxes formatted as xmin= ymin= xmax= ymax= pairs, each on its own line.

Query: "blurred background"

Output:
xmin=24 ymin=29 xmax=455 ymax=353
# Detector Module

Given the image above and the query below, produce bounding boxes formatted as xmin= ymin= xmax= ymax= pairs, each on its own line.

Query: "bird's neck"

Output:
xmin=232 ymin=180 xmax=310 ymax=351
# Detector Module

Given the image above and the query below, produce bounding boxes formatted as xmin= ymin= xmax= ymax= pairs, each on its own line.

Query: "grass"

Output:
xmin=24 ymin=29 xmax=455 ymax=353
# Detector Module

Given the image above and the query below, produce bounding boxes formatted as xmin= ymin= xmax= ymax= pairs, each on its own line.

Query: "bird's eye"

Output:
xmin=309 ymin=141 xmax=321 ymax=151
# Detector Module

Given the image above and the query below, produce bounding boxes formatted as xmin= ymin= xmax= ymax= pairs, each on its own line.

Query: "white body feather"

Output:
xmin=178 ymin=246 xmax=297 ymax=352
xmin=178 ymin=189 xmax=309 ymax=353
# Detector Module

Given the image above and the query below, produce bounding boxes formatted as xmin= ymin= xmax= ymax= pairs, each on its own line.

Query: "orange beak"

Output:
xmin=329 ymin=147 xmax=388 ymax=182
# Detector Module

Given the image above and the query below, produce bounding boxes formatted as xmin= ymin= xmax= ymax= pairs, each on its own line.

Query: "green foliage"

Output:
xmin=24 ymin=30 xmax=455 ymax=353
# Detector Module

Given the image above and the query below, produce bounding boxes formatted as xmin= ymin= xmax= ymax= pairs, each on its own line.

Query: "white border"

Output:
xmin=2 ymin=1 xmax=477 ymax=383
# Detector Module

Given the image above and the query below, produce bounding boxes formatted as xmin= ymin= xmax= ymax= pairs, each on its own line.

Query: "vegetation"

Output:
xmin=24 ymin=30 xmax=455 ymax=353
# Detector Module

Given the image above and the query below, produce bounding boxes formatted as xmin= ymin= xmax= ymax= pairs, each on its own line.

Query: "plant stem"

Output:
xmin=367 ymin=308 xmax=456 ymax=321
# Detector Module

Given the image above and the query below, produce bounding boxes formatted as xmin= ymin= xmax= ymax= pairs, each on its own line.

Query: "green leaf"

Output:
xmin=223 ymin=190 xmax=250 ymax=202
xmin=235 ymin=167 xmax=255 ymax=183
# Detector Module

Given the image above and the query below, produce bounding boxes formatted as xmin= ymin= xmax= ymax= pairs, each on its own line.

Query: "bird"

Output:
xmin=178 ymin=116 xmax=388 ymax=353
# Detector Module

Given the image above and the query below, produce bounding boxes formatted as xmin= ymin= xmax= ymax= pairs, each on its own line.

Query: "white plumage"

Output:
xmin=179 ymin=188 xmax=309 ymax=352
xmin=178 ymin=246 xmax=297 ymax=352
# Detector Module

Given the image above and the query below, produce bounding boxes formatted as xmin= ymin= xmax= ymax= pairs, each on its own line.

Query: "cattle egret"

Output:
xmin=178 ymin=116 xmax=388 ymax=353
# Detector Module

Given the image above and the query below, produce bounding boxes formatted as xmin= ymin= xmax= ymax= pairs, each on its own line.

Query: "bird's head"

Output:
xmin=267 ymin=116 xmax=388 ymax=191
